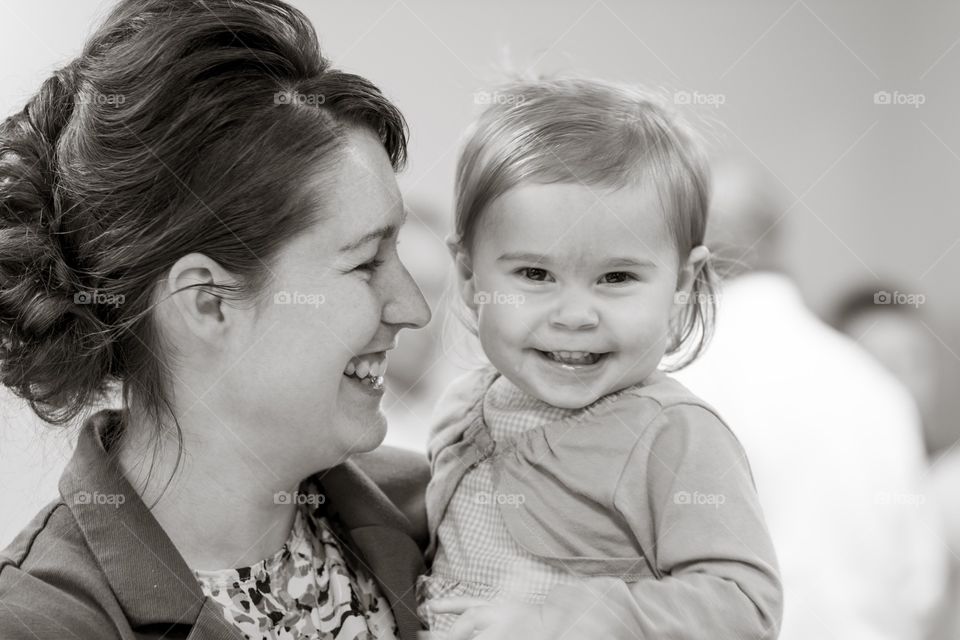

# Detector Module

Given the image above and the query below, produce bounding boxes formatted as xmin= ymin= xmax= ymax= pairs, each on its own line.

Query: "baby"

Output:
xmin=416 ymin=77 xmax=783 ymax=640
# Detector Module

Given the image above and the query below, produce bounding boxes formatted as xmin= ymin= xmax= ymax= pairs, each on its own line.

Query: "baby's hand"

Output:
xmin=428 ymin=597 xmax=546 ymax=640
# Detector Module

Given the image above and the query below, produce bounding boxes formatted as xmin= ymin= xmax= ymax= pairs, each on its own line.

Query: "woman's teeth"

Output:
xmin=344 ymin=353 xmax=387 ymax=380
xmin=545 ymin=350 xmax=603 ymax=365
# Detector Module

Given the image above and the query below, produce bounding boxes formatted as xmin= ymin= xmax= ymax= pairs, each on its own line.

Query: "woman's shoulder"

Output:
xmin=0 ymin=500 xmax=121 ymax=638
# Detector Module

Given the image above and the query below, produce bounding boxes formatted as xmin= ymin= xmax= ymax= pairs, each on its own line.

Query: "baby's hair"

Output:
xmin=0 ymin=0 xmax=406 ymax=472
xmin=452 ymin=76 xmax=717 ymax=370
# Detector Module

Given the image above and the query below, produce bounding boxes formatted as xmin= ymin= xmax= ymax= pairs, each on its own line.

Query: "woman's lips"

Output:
xmin=343 ymin=369 xmax=385 ymax=395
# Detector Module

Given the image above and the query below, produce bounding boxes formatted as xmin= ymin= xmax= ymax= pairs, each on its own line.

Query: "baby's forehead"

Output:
xmin=487 ymin=229 xmax=676 ymax=274
xmin=479 ymin=182 xmax=676 ymax=257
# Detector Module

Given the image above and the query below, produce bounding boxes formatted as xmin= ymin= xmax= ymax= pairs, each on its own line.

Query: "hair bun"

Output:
xmin=0 ymin=63 xmax=113 ymax=424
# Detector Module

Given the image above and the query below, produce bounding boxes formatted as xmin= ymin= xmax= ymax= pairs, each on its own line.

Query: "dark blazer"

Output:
xmin=0 ymin=409 xmax=430 ymax=640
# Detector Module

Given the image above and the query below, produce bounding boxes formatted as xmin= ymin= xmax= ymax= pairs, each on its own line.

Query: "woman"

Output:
xmin=0 ymin=1 xmax=652 ymax=638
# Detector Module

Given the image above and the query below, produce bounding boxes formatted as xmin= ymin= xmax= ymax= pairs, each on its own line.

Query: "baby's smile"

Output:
xmin=534 ymin=349 xmax=607 ymax=367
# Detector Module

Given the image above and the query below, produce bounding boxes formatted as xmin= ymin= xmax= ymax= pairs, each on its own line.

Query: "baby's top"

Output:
xmin=418 ymin=364 xmax=783 ymax=639
xmin=416 ymin=373 xmax=586 ymax=632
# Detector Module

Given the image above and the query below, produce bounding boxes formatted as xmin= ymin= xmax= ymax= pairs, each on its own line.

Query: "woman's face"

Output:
xmin=221 ymin=128 xmax=431 ymax=474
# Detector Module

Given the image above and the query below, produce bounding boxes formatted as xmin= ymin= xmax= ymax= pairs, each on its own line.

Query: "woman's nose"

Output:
xmin=549 ymin=294 xmax=599 ymax=331
xmin=382 ymin=262 xmax=432 ymax=330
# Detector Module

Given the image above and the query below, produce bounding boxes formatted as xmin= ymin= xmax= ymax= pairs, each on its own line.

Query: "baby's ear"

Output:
xmin=676 ymin=245 xmax=710 ymax=296
xmin=445 ymin=233 xmax=479 ymax=311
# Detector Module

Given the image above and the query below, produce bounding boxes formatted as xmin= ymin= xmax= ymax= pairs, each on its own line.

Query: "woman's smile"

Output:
xmin=343 ymin=350 xmax=389 ymax=396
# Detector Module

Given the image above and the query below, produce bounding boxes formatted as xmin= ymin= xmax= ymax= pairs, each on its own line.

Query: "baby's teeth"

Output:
xmin=345 ymin=360 xmax=356 ymax=376
xmin=356 ymin=360 xmax=370 ymax=379
xmin=379 ymin=358 xmax=388 ymax=377
xmin=549 ymin=351 xmax=595 ymax=363
xmin=369 ymin=361 xmax=381 ymax=378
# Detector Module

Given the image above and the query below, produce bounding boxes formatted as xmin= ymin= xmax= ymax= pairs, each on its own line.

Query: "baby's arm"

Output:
xmin=608 ymin=403 xmax=784 ymax=639
xmin=433 ymin=402 xmax=782 ymax=640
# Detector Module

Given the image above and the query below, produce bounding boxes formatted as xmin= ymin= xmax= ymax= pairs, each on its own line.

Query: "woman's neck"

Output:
xmin=115 ymin=408 xmax=301 ymax=571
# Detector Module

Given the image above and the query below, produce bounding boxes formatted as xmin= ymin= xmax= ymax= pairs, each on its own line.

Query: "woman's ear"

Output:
xmin=165 ymin=253 xmax=230 ymax=343
xmin=675 ymin=245 xmax=710 ymax=300
xmin=445 ymin=233 xmax=479 ymax=311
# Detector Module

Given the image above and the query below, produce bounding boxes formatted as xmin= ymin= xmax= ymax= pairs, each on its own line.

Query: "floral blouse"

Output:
xmin=193 ymin=477 xmax=399 ymax=640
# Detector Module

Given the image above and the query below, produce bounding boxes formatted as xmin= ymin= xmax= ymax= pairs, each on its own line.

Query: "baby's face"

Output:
xmin=462 ymin=181 xmax=689 ymax=409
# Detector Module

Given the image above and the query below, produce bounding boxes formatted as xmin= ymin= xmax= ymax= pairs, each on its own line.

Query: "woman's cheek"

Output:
xmin=338 ymin=276 xmax=382 ymax=323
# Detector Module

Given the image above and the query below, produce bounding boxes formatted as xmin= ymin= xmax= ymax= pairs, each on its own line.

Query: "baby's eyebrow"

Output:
xmin=497 ymin=252 xmax=552 ymax=264
xmin=603 ymin=257 xmax=658 ymax=269
xmin=497 ymin=252 xmax=658 ymax=270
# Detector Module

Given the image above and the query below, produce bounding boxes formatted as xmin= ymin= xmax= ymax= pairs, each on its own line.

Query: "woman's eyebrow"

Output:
xmin=338 ymin=210 xmax=407 ymax=252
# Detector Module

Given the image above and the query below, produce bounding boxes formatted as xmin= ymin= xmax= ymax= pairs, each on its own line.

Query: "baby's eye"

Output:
xmin=518 ymin=267 xmax=552 ymax=282
xmin=601 ymin=271 xmax=636 ymax=284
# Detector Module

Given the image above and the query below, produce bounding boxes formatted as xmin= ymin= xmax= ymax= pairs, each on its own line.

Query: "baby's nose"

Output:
xmin=548 ymin=298 xmax=599 ymax=330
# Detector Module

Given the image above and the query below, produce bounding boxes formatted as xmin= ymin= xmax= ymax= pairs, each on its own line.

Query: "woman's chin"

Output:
xmin=338 ymin=405 xmax=389 ymax=455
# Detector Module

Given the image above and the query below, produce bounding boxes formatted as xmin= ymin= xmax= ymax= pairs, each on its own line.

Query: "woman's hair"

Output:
xmin=452 ymin=76 xmax=717 ymax=370
xmin=0 ymin=0 xmax=407 ymax=437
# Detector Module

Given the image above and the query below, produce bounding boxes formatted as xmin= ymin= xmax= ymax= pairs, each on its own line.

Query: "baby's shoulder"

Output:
xmin=585 ymin=372 xmax=736 ymax=449
xmin=427 ymin=364 xmax=498 ymax=454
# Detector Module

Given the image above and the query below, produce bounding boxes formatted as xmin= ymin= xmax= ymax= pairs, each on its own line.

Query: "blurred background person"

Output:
xmin=831 ymin=285 xmax=944 ymax=457
xmin=673 ymin=156 xmax=947 ymax=640
xmin=829 ymin=287 xmax=959 ymax=640
xmin=926 ymin=420 xmax=960 ymax=640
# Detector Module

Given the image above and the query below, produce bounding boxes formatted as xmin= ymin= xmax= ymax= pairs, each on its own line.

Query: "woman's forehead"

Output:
xmin=307 ymin=130 xmax=405 ymax=249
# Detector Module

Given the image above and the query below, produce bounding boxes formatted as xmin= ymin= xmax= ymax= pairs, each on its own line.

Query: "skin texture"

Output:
xmin=118 ymin=127 xmax=431 ymax=570
xmin=453 ymin=181 xmax=708 ymax=409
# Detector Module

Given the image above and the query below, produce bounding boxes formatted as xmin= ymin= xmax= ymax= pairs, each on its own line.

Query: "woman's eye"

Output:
xmin=355 ymin=258 xmax=384 ymax=274
xmin=519 ymin=267 xmax=551 ymax=282
xmin=601 ymin=271 xmax=636 ymax=284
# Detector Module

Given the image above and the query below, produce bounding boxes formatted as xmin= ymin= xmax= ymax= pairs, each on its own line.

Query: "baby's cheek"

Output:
xmin=478 ymin=298 xmax=529 ymax=349
xmin=611 ymin=306 xmax=670 ymax=353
